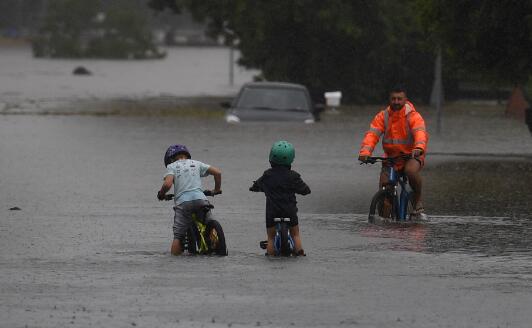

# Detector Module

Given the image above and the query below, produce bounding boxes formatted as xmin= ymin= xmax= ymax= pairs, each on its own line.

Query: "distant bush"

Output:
xmin=32 ymin=0 xmax=165 ymax=59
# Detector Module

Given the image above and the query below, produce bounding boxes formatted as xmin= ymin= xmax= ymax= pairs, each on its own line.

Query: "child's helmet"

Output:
xmin=269 ymin=140 xmax=295 ymax=166
xmin=164 ymin=144 xmax=191 ymax=167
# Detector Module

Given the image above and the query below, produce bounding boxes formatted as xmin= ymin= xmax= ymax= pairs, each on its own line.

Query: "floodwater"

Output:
xmin=1 ymin=114 xmax=532 ymax=328
xmin=0 ymin=44 xmax=259 ymax=113
xmin=1 ymin=45 xmax=532 ymax=327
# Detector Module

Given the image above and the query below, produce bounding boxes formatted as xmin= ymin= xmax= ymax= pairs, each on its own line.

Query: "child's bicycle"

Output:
xmin=164 ymin=190 xmax=228 ymax=256
xmin=362 ymin=154 xmax=424 ymax=225
xmin=259 ymin=217 xmax=295 ymax=256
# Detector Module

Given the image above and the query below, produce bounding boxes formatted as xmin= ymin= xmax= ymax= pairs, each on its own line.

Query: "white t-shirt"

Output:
xmin=164 ymin=159 xmax=210 ymax=204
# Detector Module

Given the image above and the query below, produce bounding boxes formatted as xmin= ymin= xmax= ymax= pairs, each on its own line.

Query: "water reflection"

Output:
xmin=361 ymin=223 xmax=429 ymax=253
xmin=314 ymin=214 xmax=532 ymax=258
xmin=423 ymin=216 xmax=532 ymax=256
xmin=359 ymin=216 xmax=532 ymax=257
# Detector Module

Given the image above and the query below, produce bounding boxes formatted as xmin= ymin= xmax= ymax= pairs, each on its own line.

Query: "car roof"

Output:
xmin=241 ymin=81 xmax=308 ymax=91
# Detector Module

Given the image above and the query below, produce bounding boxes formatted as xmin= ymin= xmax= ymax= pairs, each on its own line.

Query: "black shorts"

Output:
xmin=381 ymin=156 xmax=424 ymax=174
xmin=266 ymin=216 xmax=299 ymax=228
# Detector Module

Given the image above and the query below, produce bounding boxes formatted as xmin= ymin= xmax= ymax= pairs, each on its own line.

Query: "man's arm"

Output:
xmin=359 ymin=111 xmax=385 ymax=161
xmin=409 ymin=112 xmax=428 ymax=157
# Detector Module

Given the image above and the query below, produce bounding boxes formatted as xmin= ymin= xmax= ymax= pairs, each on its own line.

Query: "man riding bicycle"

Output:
xmin=358 ymin=86 xmax=429 ymax=218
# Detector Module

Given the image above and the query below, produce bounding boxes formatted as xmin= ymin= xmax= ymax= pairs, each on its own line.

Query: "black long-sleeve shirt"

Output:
xmin=250 ymin=165 xmax=310 ymax=219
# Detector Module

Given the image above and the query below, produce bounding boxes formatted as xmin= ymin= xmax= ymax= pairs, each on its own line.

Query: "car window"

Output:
xmin=237 ymin=87 xmax=309 ymax=111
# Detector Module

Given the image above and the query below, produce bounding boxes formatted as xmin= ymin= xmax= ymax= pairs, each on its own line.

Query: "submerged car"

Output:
xmin=222 ymin=82 xmax=322 ymax=123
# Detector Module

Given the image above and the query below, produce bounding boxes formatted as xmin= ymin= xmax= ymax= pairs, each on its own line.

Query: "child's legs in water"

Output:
xmin=171 ymin=203 xmax=189 ymax=255
xmin=265 ymin=217 xmax=304 ymax=255
xmin=170 ymin=200 xmax=203 ymax=255
xmin=289 ymin=224 xmax=303 ymax=253
xmin=266 ymin=226 xmax=276 ymax=255
xmin=171 ymin=200 xmax=208 ymax=256
xmin=171 ymin=239 xmax=183 ymax=255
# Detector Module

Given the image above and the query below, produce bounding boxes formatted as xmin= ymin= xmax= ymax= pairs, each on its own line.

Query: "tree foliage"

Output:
xmin=150 ymin=0 xmax=532 ymax=102
xmin=415 ymin=0 xmax=532 ymax=87
xmin=33 ymin=0 xmax=165 ymax=59
xmin=150 ymin=0 xmax=435 ymax=103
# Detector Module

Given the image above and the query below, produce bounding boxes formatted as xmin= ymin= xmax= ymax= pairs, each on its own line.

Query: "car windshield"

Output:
xmin=236 ymin=87 xmax=309 ymax=111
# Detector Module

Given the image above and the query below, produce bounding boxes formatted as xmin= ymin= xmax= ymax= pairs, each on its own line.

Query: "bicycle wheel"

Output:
xmin=368 ymin=189 xmax=396 ymax=223
xmin=184 ymin=225 xmax=199 ymax=255
xmin=279 ymin=222 xmax=291 ymax=256
xmin=205 ymin=220 xmax=228 ymax=256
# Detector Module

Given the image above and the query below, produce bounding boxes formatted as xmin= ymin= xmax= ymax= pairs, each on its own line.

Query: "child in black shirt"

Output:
xmin=250 ymin=140 xmax=310 ymax=256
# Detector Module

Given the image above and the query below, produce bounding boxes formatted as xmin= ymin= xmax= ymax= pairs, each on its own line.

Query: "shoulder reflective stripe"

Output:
xmin=383 ymin=139 xmax=411 ymax=145
xmin=369 ymin=127 xmax=383 ymax=136
xmin=412 ymin=127 xmax=426 ymax=132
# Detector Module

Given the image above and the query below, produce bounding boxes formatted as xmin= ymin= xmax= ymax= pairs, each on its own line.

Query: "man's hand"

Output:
xmin=411 ymin=148 xmax=423 ymax=158
xmin=358 ymin=155 xmax=369 ymax=163
xmin=157 ymin=190 xmax=166 ymax=201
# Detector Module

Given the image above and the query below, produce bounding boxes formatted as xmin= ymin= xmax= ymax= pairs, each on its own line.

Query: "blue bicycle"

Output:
xmin=364 ymin=155 xmax=418 ymax=224
xmin=259 ymin=217 xmax=295 ymax=256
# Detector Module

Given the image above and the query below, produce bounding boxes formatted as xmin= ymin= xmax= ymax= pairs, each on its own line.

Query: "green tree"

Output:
xmin=151 ymin=0 xmax=532 ymax=102
xmin=150 ymin=0 xmax=435 ymax=103
xmin=32 ymin=0 xmax=97 ymax=57
xmin=415 ymin=0 xmax=532 ymax=87
xmin=33 ymin=0 xmax=164 ymax=59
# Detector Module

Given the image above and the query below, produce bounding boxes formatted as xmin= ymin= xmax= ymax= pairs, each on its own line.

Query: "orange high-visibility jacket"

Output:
xmin=359 ymin=101 xmax=428 ymax=157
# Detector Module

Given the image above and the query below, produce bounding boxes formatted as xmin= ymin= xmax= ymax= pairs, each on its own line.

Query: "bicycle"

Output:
xmin=259 ymin=217 xmax=295 ymax=256
xmin=362 ymin=154 xmax=421 ymax=225
xmin=163 ymin=190 xmax=228 ymax=256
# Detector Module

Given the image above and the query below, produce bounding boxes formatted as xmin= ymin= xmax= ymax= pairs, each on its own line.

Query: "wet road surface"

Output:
xmin=1 ymin=111 xmax=532 ymax=327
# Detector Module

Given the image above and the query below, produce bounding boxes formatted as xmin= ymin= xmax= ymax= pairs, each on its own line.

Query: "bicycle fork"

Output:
xmin=389 ymin=168 xmax=409 ymax=221
xmin=273 ymin=219 xmax=295 ymax=256
xmin=398 ymin=186 xmax=409 ymax=221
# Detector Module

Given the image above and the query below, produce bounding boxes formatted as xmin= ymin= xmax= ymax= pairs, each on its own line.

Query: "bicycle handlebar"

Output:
xmin=203 ymin=190 xmax=222 ymax=197
xmin=164 ymin=194 xmax=174 ymax=201
xmin=361 ymin=154 xmax=412 ymax=165
xmin=162 ymin=189 xmax=222 ymax=201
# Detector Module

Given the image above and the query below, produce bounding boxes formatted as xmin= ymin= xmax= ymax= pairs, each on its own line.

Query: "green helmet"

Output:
xmin=269 ymin=140 xmax=295 ymax=166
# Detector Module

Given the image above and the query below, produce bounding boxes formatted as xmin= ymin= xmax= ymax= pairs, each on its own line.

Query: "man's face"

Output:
xmin=389 ymin=91 xmax=407 ymax=111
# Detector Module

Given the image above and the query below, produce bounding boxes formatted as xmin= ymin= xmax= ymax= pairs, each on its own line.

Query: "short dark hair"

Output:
xmin=390 ymin=85 xmax=407 ymax=95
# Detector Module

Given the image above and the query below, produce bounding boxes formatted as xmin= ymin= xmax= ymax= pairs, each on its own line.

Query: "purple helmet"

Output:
xmin=164 ymin=144 xmax=191 ymax=167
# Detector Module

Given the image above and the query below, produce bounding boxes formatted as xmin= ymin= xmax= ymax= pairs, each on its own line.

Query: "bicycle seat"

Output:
xmin=190 ymin=204 xmax=214 ymax=222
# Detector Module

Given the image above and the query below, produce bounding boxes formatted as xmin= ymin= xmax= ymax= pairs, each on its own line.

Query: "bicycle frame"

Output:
xmin=364 ymin=154 xmax=413 ymax=222
xmin=273 ymin=218 xmax=294 ymax=256
xmin=191 ymin=213 xmax=209 ymax=253
xmin=383 ymin=165 xmax=411 ymax=221
xmin=187 ymin=204 xmax=227 ymax=256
